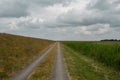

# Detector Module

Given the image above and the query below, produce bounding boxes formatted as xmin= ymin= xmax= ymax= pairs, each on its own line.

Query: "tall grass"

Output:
xmin=29 ymin=44 xmax=57 ymax=80
xmin=0 ymin=33 xmax=54 ymax=80
xmin=62 ymin=44 xmax=120 ymax=80
xmin=63 ymin=41 xmax=120 ymax=70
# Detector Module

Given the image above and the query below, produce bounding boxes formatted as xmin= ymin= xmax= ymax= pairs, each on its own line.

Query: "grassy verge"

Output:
xmin=62 ymin=44 xmax=120 ymax=80
xmin=28 ymin=44 xmax=57 ymax=80
xmin=62 ymin=41 xmax=120 ymax=70
xmin=0 ymin=33 xmax=54 ymax=80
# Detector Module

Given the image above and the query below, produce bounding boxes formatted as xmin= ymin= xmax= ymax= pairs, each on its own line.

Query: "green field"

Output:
xmin=0 ymin=33 xmax=54 ymax=80
xmin=62 ymin=41 xmax=120 ymax=80
xmin=0 ymin=33 xmax=120 ymax=80
xmin=63 ymin=41 xmax=120 ymax=70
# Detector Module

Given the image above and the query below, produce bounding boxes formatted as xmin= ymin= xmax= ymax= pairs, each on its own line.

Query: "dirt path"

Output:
xmin=9 ymin=43 xmax=56 ymax=80
xmin=51 ymin=42 xmax=69 ymax=80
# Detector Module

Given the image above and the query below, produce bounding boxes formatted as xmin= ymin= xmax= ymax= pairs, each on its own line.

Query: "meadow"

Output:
xmin=0 ymin=33 xmax=54 ymax=80
xmin=62 ymin=44 xmax=120 ymax=80
xmin=29 ymin=44 xmax=57 ymax=80
xmin=63 ymin=41 xmax=120 ymax=70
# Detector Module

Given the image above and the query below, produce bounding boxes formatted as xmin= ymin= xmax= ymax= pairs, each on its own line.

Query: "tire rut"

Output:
xmin=51 ymin=42 xmax=69 ymax=80
xmin=9 ymin=43 xmax=56 ymax=80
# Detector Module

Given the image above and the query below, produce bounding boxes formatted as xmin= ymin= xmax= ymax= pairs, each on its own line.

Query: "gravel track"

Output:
xmin=9 ymin=43 xmax=56 ymax=80
xmin=51 ymin=42 xmax=69 ymax=80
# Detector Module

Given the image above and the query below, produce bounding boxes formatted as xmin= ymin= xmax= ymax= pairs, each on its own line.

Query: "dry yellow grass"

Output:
xmin=0 ymin=33 xmax=54 ymax=80
xmin=28 ymin=44 xmax=57 ymax=80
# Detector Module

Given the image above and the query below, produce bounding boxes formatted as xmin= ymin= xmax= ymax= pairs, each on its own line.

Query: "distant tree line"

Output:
xmin=101 ymin=39 xmax=120 ymax=41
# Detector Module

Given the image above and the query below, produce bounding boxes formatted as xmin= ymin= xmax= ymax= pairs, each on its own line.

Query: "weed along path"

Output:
xmin=51 ymin=42 xmax=69 ymax=80
xmin=9 ymin=43 xmax=56 ymax=80
xmin=62 ymin=44 xmax=120 ymax=80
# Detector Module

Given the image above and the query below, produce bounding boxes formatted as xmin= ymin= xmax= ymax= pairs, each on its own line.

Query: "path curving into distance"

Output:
xmin=9 ymin=43 xmax=56 ymax=80
xmin=51 ymin=42 xmax=69 ymax=80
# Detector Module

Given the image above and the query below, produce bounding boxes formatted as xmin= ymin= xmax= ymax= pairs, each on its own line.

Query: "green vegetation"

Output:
xmin=62 ymin=44 xmax=120 ymax=80
xmin=0 ymin=33 xmax=54 ymax=80
xmin=63 ymin=41 xmax=120 ymax=70
xmin=29 ymin=44 xmax=57 ymax=80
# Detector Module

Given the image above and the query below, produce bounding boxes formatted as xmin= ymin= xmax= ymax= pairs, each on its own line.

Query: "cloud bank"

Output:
xmin=0 ymin=0 xmax=119 ymax=40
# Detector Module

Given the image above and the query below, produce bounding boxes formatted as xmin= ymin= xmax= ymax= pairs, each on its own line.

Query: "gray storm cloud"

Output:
xmin=0 ymin=0 xmax=28 ymax=17
xmin=57 ymin=0 xmax=120 ymax=27
xmin=0 ymin=0 xmax=71 ymax=18
xmin=0 ymin=0 xmax=119 ymax=40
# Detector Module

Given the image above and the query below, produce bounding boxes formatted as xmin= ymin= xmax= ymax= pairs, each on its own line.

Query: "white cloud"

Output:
xmin=78 ymin=24 xmax=110 ymax=35
xmin=0 ymin=0 xmax=120 ymax=40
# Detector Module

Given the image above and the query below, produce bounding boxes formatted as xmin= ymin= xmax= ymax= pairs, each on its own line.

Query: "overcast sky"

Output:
xmin=0 ymin=0 xmax=120 ymax=40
